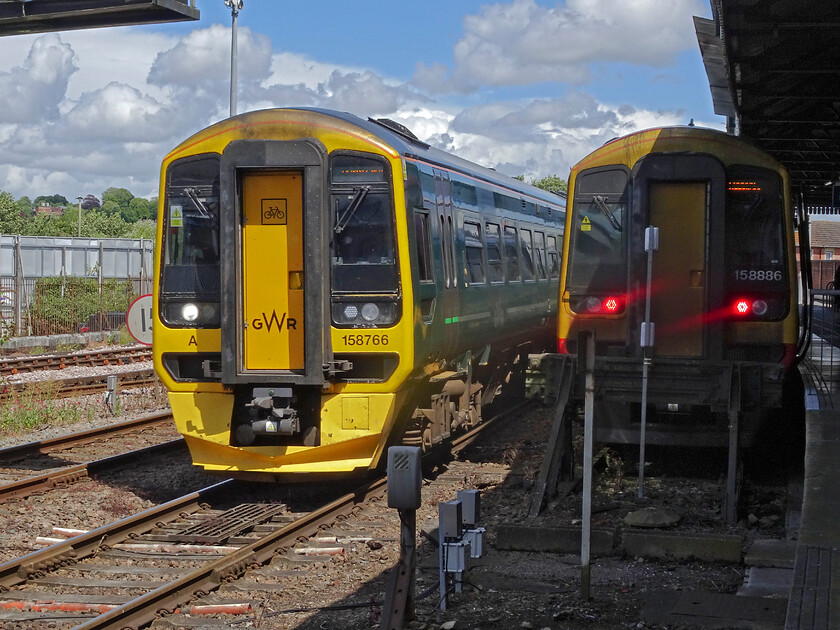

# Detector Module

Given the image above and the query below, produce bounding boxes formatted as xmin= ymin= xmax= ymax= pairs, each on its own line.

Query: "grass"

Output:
xmin=117 ymin=325 xmax=134 ymax=346
xmin=0 ymin=381 xmax=90 ymax=435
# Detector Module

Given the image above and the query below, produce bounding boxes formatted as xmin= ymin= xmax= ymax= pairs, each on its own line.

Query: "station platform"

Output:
xmin=785 ymin=407 xmax=840 ymax=629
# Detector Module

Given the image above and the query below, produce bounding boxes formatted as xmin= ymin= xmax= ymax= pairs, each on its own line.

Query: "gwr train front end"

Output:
xmin=153 ymin=112 xmax=413 ymax=478
xmin=555 ymin=127 xmax=802 ymax=447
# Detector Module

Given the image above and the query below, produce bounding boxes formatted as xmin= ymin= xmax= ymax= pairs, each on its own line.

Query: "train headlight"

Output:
xmin=751 ymin=299 xmax=768 ymax=316
xmin=361 ymin=303 xmax=380 ymax=322
xmin=332 ymin=300 xmax=399 ymax=327
xmin=161 ymin=300 xmax=221 ymax=327
xmin=583 ymin=297 xmax=602 ymax=313
xmin=181 ymin=303 xmax=200 ymax=322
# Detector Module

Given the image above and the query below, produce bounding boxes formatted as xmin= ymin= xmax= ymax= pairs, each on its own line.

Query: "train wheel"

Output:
xmin=422 ymin=424 xmax=433 ymax=453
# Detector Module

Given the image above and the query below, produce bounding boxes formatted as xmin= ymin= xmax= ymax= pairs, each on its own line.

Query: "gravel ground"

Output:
xmin=0 ymin=347 xmax=194 ymax=565
xmin=0 ymin=347 xmax=791 ymax=629
xmin=147 ymin=402 xmax=789 ymax=630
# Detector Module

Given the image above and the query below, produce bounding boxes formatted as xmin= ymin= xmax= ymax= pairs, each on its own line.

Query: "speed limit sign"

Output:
xmin=126 ymin=294 xmax=153 ymax=345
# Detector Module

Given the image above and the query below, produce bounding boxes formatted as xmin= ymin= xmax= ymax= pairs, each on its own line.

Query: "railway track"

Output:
xmin=0 ymin=347 xmax=152 ymax=377
xmin=0 ymin=411 xmax=173 ymax=463
xmin=0 ymin=368 xmax=158 ymax=401
xmin=0 ymin=412 xmax=178 ymax=502
xmin=0 ymin=403 xmax=517 ymax=629
xmin=0 ymin=399 xmax=798 ymax=629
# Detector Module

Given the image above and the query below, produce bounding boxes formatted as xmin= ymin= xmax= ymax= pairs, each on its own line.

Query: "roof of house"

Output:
xmin=810 ymin=221 xmax=840 ymax=248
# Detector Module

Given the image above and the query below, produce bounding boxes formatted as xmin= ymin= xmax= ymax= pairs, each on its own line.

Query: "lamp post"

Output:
xmin=76 ymin=196 xmax=83 ymax=238
xmin=224 ymin=0 xmax=244 ymax=118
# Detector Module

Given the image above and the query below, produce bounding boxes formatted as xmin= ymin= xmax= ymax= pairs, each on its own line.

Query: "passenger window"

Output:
xmin=464 ymin=220 xmax=486 ymax=284
xmin=547 ymin=235 xmax=560 ymax=279
xmin=534 ymin=231 xmax=547 ymax=279
xmin=504 ymin=226 xmax=521 ymax=281
xmin=520 ymin=228 xmax=535 ymax=281
xmin=440 ymin=215 xmax=450 ymax=288
xmin=414 ymin=210 xmax=433 ymax=282
xmin=485 ymin=222 xmax=504 ymax=283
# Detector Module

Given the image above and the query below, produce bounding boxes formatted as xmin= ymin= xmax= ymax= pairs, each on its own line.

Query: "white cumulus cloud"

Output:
xmin=414 ymin=0 xmax=707 ymax=92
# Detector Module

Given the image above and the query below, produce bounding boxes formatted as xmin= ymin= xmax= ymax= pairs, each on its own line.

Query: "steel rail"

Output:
xmin=0 ymin=347 xmax=152 ymax=376
xmin=0 ymin=368 xmax=157 ymax=401
xmin=0 ymin=411 xmax=173 ymax=463
xmin=69 ymin=402 xmax=526 ymax=630
xmin=0 ymin=400 xmax=527 ymax=628
xmin=73 ymin=476 xmax=388 ymax=630
xmin=0 ymin=439 xmax=184 ymax=503
xmin=0 ymin=477 xmax=230 ymax=590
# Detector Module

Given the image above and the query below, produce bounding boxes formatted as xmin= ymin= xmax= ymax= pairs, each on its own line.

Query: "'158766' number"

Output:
xmin=734 ymin=269 xmax=782 ymax=281
xmin=342 ymin=334 xmax=389 ymax=346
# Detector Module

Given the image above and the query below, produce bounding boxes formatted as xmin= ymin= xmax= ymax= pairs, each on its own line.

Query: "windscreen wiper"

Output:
xmin=184 ymin=187 xmax=212 ymax=219
xmin=592 ymin=195 xmax=622 ymax=232
xmin=334 ymin=186 xmax=369 ymax=233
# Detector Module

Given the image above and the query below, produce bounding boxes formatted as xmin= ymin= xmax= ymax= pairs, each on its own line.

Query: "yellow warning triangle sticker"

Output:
xmin=581 ymin=216 xmax=591 ymax=231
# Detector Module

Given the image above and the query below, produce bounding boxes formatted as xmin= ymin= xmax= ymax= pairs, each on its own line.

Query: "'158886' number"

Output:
xmin=342 ymin=334 xmax=389 ymax=346
xmin=734 ymin=269 xmax=782 ymax=281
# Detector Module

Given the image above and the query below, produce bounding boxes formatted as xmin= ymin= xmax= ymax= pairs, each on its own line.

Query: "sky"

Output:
xmin=0 ymin=0 xmax=719 ymax=205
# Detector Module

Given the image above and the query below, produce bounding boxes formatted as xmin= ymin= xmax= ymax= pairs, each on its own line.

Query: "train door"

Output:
xmin=648 ymin=181 xmax=707 ymax=357
xmin=434 ymin=169 xmax=459 ymax=355
xmin=240 ymin=171 xmax=305 ymax=370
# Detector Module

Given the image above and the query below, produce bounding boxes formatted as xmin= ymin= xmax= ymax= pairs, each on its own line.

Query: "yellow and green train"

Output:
xmin=152 ymin=108 xmax=566 ymax=479
xmin=555 ymin=126 xmax=805 ymax=447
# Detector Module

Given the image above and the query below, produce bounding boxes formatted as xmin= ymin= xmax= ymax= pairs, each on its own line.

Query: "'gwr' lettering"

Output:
xmin=251 ymin=310 xmax=296 ymax=333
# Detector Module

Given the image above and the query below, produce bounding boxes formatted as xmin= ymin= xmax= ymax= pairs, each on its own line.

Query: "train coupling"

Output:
xmin=237 ymin=387 xmax=301 ymax=444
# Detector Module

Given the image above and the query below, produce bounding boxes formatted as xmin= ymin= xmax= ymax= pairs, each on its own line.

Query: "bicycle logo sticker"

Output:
xmin=261 ymin=199 xmax=288 ymax=225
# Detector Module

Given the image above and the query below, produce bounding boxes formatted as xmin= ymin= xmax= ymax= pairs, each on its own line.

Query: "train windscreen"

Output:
xmin=567 ymin=167 xmax=628 ymax=297
xmin=159 ymin=154 xmax=221 ymax=327
xmin=331 ymin=154 xmax=398 ymax=293
xmin=724 ymin=166 xmax=788 ymax=319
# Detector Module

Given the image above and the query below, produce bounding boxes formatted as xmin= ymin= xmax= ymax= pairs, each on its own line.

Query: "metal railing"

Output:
xmin=805 ymin=289 xmax=840 ymax=409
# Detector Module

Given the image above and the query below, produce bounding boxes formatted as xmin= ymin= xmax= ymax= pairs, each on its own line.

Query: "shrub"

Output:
xmin=26 ymin=277 xmax=135 ymax=335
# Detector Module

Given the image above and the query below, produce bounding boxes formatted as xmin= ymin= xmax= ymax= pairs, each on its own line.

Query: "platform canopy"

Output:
xmin=696 ymin=0 xmax=840 ymax=206
xmin=0 ymin=0 xmax=198 ymax=36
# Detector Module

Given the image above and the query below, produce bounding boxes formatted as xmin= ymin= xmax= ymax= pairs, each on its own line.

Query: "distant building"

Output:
xmin=810 ymin=221 xmax=840 ymax=260
xmin=34 ymin=206 xmax=65 ymax=216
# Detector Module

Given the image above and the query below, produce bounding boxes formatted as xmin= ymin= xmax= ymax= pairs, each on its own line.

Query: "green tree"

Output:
xmin=0 ymin=191 xmax=24 ymax=234
xmin=530 ymin=174 xmax=568 ymax=194
xmin=127 ymin=196 xmax=154 ymax=222
xmin=102 ymin=187 xmax=134 ymax=212
xmin=16 ymin=196 xmax=33 ymax=218
xmin=83 ymin=208 xmax=129 ymax=237
xmin=23 ymin=213 xmax=62 ymax=236
xmin=125 ymin=219 xmax=156 ymax=240
xmin=101 ymin=199 xmax=120 ymax=216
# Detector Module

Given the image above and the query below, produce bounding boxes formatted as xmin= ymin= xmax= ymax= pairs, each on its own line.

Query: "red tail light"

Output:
xmin=572 ymin=295 xmax=624 ymax=315
xmin=732 ymin=298 xmax=770 ymax=317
